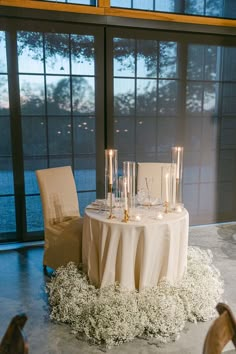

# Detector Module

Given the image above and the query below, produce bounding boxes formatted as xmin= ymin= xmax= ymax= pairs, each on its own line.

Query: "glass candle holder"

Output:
xmin=123 ymin=161 xmax=136 ymax=213
xmin=161 ymin=163 xmax=176 ymax=212
xmin=172 ymin=146 xmax=184 ymax=204
xmin=105 ymin=149 xmax=118 ymax=216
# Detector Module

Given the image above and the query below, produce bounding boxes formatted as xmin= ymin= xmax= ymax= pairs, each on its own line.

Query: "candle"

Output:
xmin=165 ymin=173 xmax=169 ymax=202
xmin=109 ymin=150 xmax=113 ymax=185
xmin=176 ymin=203 xmax=184 ymax=213
xmin=176 ymin=147 xmax=180 ymax=179
xmin=124 ymin=178 xmax=128 ymax=210
xmin=127 ymin=163 xmax=130 ymax=193
xmin=172 ymin=170 xmax=176 ymax=207
xmin=157 ymin=212 xmax=164 ymax=220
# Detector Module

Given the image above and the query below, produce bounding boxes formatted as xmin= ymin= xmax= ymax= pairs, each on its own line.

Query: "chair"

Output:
xmin=36 ymin=166 xmax=83 ymax=271
xmin=137 ymin=162 xmax=176 ymax=201
xmin=0 ymin=313 xmax=29 ymax=354
xmin=203 ymin=302 xmax=236 ymax=354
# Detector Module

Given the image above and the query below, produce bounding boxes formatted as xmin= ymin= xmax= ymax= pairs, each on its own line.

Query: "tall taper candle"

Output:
xmin=109 ymin=150 xmax=113 ymax=185
xmin=124 ymin=178 xmax=128 ymax=210
xmin=165 ymin=173 xmax=169 ymax=202
xmin=176 ymin=147 xmax=180 ymax=179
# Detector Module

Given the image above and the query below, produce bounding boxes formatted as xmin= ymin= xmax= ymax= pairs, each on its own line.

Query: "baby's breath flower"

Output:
xmin=46 ymin=247 xmax=224 ymax=348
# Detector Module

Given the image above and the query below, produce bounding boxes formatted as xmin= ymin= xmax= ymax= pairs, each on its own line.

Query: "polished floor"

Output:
xmin=0 ymin=223 xmax=236 ymax=354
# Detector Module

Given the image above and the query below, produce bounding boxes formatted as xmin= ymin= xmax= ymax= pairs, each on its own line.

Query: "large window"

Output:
xmin=111 ymin=0 xmax=236 ymax=19
xmin=0 ymin=31 xmax=16 ymax=239
xmin=0 ymin=22 xmax=103 ymax=241
xmin=109 ymin=30 xmax=236 ymax=224
xmin=18 ymin=31 xmax=97 ymax=232
xmin=1 ymin=9 xmax=236 ymax=243
xmin=112 ymin=36 xmax=179 ymax=164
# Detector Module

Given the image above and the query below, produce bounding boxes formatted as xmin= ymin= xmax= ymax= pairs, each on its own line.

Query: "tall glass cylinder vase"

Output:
xmin=105 ymin=149 xmax=118 ymax=217
xmin=123 ymin=161 xmax=136 ymax=215
xmin=172 ymin=146 xmax=184 ymax=204
xmin=161 ymin=164 xmax=175 ymax=212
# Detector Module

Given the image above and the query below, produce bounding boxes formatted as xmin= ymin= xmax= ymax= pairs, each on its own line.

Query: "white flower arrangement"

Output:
xmin=46 ymin=246 xmax=224 ymax=349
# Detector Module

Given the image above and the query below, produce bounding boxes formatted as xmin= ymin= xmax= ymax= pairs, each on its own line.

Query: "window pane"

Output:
xmin=187 ymin=45 xmax=219 ymax=81
xmin=222 ymin=83 xmax=236 ymax=114
xmin=22 ymin=116 xmax=47 ymax=157
xmin=133 ymin=0 xmax=154 ymax=11
xmin=111 ymin=0 xmax=131 ymax=8
xmin=78 ymin=191 xmax=96 ymax=216
xmin=24 ymin=166 xmax=39 ymax=195
xmin=67 ymin=0 xmax=96 ymax=4
xmin=114 ymin=117 xmax=135 ymax=154
xmin=206 ymin=0 xmax=223 ymax=17
xmin=137 ymin=39 xmax=158 ymax=78
xmin=48 ymin=116 xmax=72 ymax=155
xmin=72 ymin=77 xmax=95 ymax=114
xmin=222 ymin=47 xmax=236 ymax=81
xmin=0 ymin=197 xmax=16 ymax=233
xmin=26 ymin=195 xmax=43 ymax=232
xmin=0 ymin=76 xmax=9 ymax=114
xmin=185 ymin=0 xmax=205 ymax=15
xmin=45 ymin=33 xmax=70 ymax=74
xmin=159 ymin=42 xmax=178 ymax=79
xmin=113 ymin=38 xmax=135 ymax=77
xmin=186 ymin=83 xmax=203 ymax=113
xmin=114 ymin=78 xmax=135 ymax=116
xmin=74 ymin=116 xmax=95 ymax=153
xmin=137 ymin=79 xmax=157 ymax=116
xmin=47 ymin=76 xmax=71 ymax=115
xmin=0 ymin=165 xmax=14 ymax=195
xmin=18 ymin=32 xmax=44 ymax=73
xmin=19 ymin=75 xmax=45 ymax=115
xmin=74 ymin=168 xmax=96 ymax=191
xmin=71 ymin=34 xmax=95 ymax=75
xmin=0 ymin=31 xmax=7 ymax=73
xmin=203 ymin=83 xmax=218 ymax=113
xmin=155 ymin=0 xmax=174 ymax=12
xmin=136 ymin=117 xmax=156 ymax=153
xmin=158 ymin=80 xmax=178 ymax=115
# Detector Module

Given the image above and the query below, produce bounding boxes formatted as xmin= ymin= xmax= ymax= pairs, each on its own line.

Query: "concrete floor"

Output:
xmin=0 ymin=223 xmax=236 ymax=354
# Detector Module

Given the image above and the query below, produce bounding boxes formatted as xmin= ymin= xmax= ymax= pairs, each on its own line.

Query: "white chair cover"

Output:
xmin=36 ymin=166 xmax=83 ymax=270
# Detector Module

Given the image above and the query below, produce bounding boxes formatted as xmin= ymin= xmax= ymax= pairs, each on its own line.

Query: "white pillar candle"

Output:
xmin=165 ymin=173 xmax=169 ymax=202
xmin=124 ymin=178 xmax=128 ymax=210
xmin=109 ymin=150 xmax=113 ymax=185
xmin=127 ymin=163 xmax=130 ymax=193
xmin=172 ymin=168 xmax=176 ymax=207
xmin=176 ymin=147 xmax=180 ymax=179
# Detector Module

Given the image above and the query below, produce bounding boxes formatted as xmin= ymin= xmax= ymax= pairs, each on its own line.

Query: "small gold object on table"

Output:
xmin=108 ymin=183 xmax=116 ymax=219
xmin=164 ymin=201 xmax=169 ymax=214
xmin=122 ymin=209 xmax=129 ymax=223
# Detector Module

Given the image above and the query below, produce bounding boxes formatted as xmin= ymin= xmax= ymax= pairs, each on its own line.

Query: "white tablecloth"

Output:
xmin=82 ymin=207 xmax=189 ymax=290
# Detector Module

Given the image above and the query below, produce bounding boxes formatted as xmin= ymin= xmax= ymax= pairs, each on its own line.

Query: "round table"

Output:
xmin=82 ymin=206 xmax=189 ymax=290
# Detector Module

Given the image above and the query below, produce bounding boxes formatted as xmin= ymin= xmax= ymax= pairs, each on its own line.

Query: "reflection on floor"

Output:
xmin=0 ymin=223 xmax=236 ymax=354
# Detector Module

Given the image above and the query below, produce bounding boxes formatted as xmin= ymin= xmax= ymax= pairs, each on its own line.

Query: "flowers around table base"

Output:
xmin=46 ymin=246 xmax=224 ymax=348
